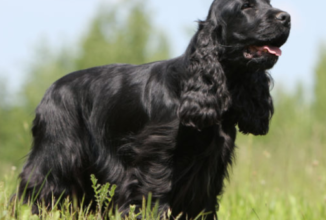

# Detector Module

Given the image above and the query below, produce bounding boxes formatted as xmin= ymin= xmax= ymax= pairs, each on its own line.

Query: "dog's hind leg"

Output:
xmin=17 ymin=83 xmax=93 ymax=212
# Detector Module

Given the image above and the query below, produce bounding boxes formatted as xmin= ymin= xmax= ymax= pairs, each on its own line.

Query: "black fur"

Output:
xmin=17 ymin=0 xmax=290 ymax=219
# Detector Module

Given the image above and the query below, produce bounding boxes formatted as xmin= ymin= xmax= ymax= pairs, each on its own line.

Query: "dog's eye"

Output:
xmin=241 ymin=3 xmax=252 ymax=10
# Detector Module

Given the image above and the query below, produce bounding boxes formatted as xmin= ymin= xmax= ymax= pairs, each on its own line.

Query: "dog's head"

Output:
xmin=181 ymin=0 xmax=290 ymax=131
xmin=207 ymin=0 xmax=291 ymax=70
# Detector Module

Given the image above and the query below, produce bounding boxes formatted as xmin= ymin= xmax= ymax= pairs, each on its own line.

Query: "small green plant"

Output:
xmin=90 ymin=174 xmax=117 ymax=214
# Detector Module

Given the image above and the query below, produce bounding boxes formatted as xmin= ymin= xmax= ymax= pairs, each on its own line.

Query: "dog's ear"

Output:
xmin=178 ymin=20 xmax=231 ymax=130
xmin=231 ymin=72 xmax=274 ymax=135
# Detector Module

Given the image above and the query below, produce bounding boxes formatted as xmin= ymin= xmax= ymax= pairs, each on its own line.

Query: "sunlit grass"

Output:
xmin=0 ymin=172 xmax=207 ymax=220
xmin=1 ymin=107 xmax=325 ymax=219
xmin=1 ymin=136 xmax=325 ymax=220
xmin=219 ymin=190 xmax=326 ymax=220
xmin=217 ymin=126 xmax=326 ymax=220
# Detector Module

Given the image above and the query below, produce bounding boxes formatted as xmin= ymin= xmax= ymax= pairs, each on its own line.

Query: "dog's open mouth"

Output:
xmin=244 ymin=45 xmax=282 ymax=59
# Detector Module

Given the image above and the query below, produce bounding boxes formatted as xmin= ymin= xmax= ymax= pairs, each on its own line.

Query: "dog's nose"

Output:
xmin=276 ymin=12 xmax=291 ymax=26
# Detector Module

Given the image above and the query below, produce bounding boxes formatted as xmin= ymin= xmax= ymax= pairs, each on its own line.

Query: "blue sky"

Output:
xmin=0 ymin=0 xmax=324 ymax=95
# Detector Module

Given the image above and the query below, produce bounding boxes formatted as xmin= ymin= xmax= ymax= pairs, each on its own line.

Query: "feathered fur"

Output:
xmin=17 ymin=0 xmax=290 ymax=219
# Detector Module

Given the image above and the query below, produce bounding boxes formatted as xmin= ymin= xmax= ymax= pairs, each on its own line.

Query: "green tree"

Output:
xmin=313 ymin=47 xmax=326 ymax=124
xmin=21 ymin=0 xmax=170 ymax=111
xmin=0 ymin=0 xmax=170 ymax=177
xmin=75 ymin=0 xmax=170 ymax=69
xmin=0 ymin=77 xmax=9 ymax=146
xmin=20 ymin=44 xmax=75 ymax=111
xmin=0 ymin=77 xmax=31 ymax=174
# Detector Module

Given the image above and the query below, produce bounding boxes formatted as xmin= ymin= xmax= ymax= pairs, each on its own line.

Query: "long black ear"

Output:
xmin=178 ymin=20 xmax=231 ymax=130
xmin=230 ymin=71 xmax=274 ymax=135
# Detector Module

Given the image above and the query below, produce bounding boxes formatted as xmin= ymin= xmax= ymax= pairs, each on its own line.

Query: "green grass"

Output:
xmin=1 ymin=110 xmax=325 ymax=219
xmin=219 ymin=190 xmax=326 ymax=220
xmin=216 ymin=128 xmax=326 ymax=220
xmin=1 ymin=136 xmax=325 ymax=220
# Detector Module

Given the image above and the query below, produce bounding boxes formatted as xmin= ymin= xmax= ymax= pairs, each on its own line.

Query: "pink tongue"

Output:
xmin=258 ymin=46 xmax=282 ymax=56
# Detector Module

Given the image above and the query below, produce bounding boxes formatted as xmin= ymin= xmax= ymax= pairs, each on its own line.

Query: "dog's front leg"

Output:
xmin=115 ymin=121 xmax=178 ymax=218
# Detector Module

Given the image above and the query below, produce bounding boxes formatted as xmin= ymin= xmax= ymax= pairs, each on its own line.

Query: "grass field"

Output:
xmin=1 ymin=130 xmax=325 ymax=220
xmin=1 ymin=106 xmax=325 ymax=219
xmin=218 ymin=133 xmax=326 ymax=220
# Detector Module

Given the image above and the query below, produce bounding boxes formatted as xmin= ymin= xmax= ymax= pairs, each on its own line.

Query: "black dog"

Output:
xmin=18 ymin=0 xmax=290 ymax=219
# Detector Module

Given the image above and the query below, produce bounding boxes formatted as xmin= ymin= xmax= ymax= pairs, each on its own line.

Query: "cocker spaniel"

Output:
xmin=17 ymin=0 xmax=290 ymax=219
